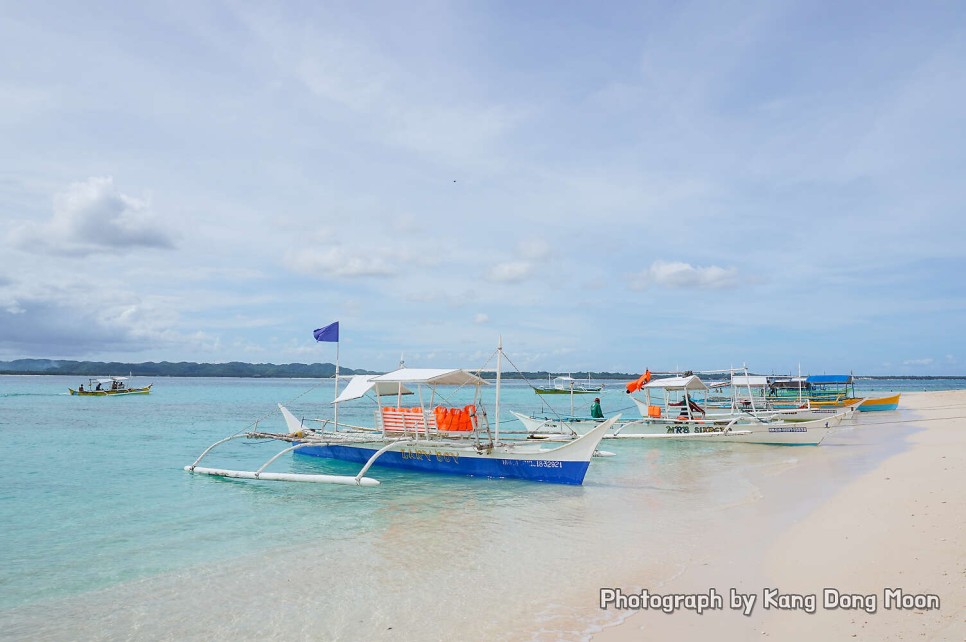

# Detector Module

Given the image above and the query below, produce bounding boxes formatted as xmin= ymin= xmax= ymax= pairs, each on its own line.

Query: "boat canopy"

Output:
xmin=731 ymin=375 xmax=768 ymax=387
xmin=551 ymin=375 xmax=592 ymax=383
xmin=371 ymin=368 xmax=489 ymax=387
xmin=332 ymin=375 xmax=414 ymax=404
xmin=806 ymin=375 xmax=853 ymax=385
xmin=94 ymin=377 xmax=128 ymax=384
xmin=642 ymin=375 xmax=709 ymax=392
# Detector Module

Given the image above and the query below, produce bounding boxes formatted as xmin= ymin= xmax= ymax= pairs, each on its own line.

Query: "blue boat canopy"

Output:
xmin=806 ymin=375 xmax=853 ymax=384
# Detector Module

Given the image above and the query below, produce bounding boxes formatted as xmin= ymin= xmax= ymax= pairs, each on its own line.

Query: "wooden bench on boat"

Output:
xmin=379 ymin=405 xmax=478 ymax=435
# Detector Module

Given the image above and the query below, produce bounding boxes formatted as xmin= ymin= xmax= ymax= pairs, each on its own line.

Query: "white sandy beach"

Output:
xmin=589 ymin=391 xmax=966 ymax=641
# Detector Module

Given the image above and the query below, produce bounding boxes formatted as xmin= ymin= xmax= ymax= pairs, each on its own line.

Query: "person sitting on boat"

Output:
xmin=590 ymin=397 xmax=604 ymax=419
xmin=686 ymin=397 xmax=706 ymax=418
xmin=79 ymin=384 xmax=84 ymax=392
xmin=95 ymin=382 xmax=102 ymax=391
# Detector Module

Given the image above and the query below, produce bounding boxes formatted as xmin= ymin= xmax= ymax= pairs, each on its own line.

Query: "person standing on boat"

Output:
xmin=591 ymin=397 xmax=604 ymax=419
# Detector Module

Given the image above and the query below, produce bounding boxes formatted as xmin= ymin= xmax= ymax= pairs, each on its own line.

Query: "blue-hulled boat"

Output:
xmin=185 ymin=341 xmax=615 ymax=486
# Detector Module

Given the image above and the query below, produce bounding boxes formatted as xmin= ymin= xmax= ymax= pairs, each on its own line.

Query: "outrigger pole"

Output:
xmin=183 ymin=422 xmax=412 ymax=486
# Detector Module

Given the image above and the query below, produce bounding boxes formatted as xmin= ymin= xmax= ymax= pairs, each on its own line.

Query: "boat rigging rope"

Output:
xmin=498 ymin=351 xmax=642 ymax=416
xmin=228 ymin=378 xmax=332 ymax=440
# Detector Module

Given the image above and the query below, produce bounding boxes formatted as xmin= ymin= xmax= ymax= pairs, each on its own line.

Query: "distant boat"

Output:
xmin=533 ymin=375 xmax=602 ymax=395
xmin=772 ymin=375 xmax=900 ymax=412
xmin=857 ymin=393 xmax=901 ymax=412
xmin=69 ymin=377 xmax=152 ymax=396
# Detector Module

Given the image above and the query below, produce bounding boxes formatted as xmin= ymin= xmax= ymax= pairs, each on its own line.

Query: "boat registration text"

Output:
xmin=400 ymin=448 xmax=460 ymax=463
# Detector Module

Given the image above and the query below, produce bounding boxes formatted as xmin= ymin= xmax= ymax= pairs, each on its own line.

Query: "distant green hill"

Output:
xmin=0 ymin=359 xmax=373 ymax=378
xmin=1 ymin=358 xmax=63 ymax=371
xmin=4 ymin=360 xmax=953 ymax=380
xmin=0 ymin=359 xmax=641 ymax=380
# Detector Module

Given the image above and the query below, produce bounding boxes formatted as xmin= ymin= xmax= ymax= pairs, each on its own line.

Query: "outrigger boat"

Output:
xmin=856 ymin=393 xmax=901 ymax=412
xmin=619 ymin=374 xmax=846 ymax=444
xmin=769 ymin=374 xmax=900 ymax=412
xmin=510 ymin=410 xmax=606 ymax=437
xmin=515 ymin=373 xmax=845 ymax=445
xmin=533 ymin=374 xmax=602 ymax=395
xmin=513 ymin=372 xmax=608 ymax=435
xmin=69 ymin=377 xmax=152 ymax=396
xmin=711 ymin=372 xmax=857 ymax=422
xmin=185 ymin=343 xmax=617 ymax=486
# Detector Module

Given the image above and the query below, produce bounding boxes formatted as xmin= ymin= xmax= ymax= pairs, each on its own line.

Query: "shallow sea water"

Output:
xmin=0 ymin=375 xmax=959 ymax=640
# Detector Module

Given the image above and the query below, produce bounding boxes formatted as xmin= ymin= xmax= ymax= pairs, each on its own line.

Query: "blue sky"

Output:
xmin=1 ymin=1 xmax=964 ymax=375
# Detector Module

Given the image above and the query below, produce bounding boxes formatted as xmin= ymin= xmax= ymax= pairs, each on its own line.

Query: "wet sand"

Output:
xmin=589 ymin=391 xmax=966 ymax=641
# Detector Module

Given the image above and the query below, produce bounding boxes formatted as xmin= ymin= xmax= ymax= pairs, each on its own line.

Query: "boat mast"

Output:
xmin=495 ymin=336 xmax=502 ymax=442
xmin=569 ymin=376 xmax=575 ymax=417
xmin=798 ymin=363 xmax=803 ymax=405
xmin=744 ymin=364 xmax=756 ymax=413
xmin=397 ymin=353 xmax=405 ymax=408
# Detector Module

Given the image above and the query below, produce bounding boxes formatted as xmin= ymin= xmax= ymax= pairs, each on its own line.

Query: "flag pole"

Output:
xmin=334 ymin=336 xmax=340 ymax=430
xmin=314 ymin=322 xmax=341 ymax=431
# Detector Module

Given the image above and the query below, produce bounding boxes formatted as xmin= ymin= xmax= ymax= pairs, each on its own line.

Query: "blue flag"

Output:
xmin=313 ymin=321 xmax=339 ymax=342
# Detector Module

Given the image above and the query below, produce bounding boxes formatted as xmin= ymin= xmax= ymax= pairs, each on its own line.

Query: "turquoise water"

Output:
xmin=0 ymin=375 xmax=961 ymax=640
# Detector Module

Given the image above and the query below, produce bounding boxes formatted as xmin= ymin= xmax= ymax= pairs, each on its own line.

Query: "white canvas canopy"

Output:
xmin=642 ymin=375 xmax=709 ymax=392
xmin=731 ymin=375 xmax=768 ymax=388
xmin=332 ymin=375 xmax=414 ymax=404
xmin=371 ymin=368 xmax=489 ymax=387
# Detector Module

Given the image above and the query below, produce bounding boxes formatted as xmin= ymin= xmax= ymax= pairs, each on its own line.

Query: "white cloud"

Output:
xmin=487 ymin=261 xmax=533 ymax=283
xmin=628 ymin=261 xmax=739 ymax=290
xmin=2 ymin=295 xmax=25 ymax=314
xmin=236 ymin=5 xmax=523 ymax=168
xmin=7 ymin=177 xmax=176 ymax=256
xmin=474 ymin=313 xmax=489 ymax=324
xmin=902 ymin=358 xmax=934 ymax=367
xmin=0 ymin=287 xmax=214 ymax=359
xmin=284 ymin=247 xmax=396 ymax=278
xmin=518 ymin=239 xmax=552 ymax=261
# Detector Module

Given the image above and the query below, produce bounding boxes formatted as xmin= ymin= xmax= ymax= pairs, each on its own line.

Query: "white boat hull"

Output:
xmin=511 ymin=409 xmax=842 ymax=445
xmin=613 ymin=413 xmax=843 ymax=445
